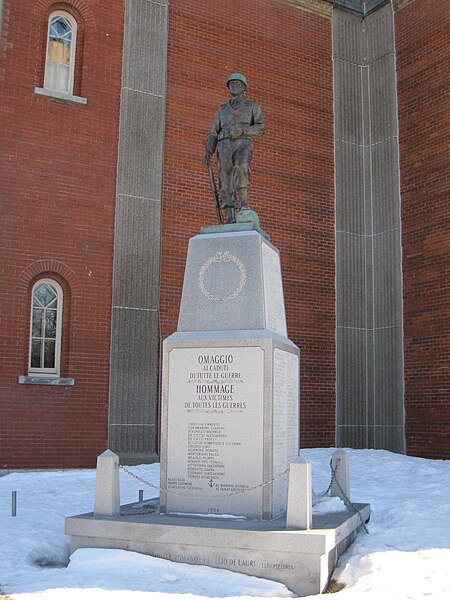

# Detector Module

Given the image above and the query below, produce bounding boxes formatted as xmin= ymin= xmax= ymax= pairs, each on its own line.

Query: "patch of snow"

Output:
xmin=1 ymin=450 xmax=449 ymax=599
xmin=312 ymin=496 xmax=346 ymax=513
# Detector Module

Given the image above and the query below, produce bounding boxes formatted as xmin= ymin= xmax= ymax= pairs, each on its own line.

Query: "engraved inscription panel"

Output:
xmin=262 ymin=244 xmax=287 ymax=337
xmin=148 ymin=547 xmax=296 ymax=575
xmin=272 ymin=349 xmax=299 ymax=516
xmin=165 ymin=346 xmax=264 ymax=517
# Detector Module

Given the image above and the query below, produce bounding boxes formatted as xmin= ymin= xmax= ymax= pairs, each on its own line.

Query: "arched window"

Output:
xmin=44 ymin=11 xmax=77 ymax=94
xmin=29 ymin=280 xmax=63 ymax=376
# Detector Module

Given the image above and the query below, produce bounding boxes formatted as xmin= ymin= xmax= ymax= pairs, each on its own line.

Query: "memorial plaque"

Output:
xmin=164 ymin=346 xmax=265 ymax=517
xmin=271 ymin=349 xmax=299 ymax=517
xmin=262 ymin=243 xmax=287 ymax=337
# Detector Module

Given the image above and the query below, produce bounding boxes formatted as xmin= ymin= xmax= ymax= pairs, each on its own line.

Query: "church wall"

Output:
xmin=1 ymin=0 xmax=448 ymax=469
xmin=396 ymin=0 xmax=450 ymax=458
xmin=0 ymin=0 xmax=124 ymax=468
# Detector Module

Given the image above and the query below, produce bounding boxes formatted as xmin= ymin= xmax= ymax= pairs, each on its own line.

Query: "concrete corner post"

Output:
xmin=94 ymin=450 xmax=120 ymax=516
xmin=330 ymin=449 xmax=350 ymax=501
xmin=286 ymin=455 xmax=312 ymax=530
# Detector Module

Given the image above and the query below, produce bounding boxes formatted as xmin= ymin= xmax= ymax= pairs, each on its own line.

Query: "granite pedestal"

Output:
xmin=160 ymin=230 xmax=300 ymax=519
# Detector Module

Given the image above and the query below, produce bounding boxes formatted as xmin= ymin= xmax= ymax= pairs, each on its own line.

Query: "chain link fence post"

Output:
xmin=94 ymin=450 xmax=120 ymax=517
xmin=11 ymin=491 xmax=17 ymax=517
xmin=286 ymin=456 xmax=312 ymax=530
xmin=330 ymin=449 xmax=350 ymax=501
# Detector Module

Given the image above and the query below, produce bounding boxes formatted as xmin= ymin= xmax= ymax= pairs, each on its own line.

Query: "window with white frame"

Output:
xmin=29 ymin=280 xmax=63 ymax=376
xmin=44 ymin=11 xmax=77 ymax=94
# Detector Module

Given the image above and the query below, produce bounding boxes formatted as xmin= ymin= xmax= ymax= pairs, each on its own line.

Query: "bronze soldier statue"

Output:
xmin=204 ymin=73 xmax=266 ymax=224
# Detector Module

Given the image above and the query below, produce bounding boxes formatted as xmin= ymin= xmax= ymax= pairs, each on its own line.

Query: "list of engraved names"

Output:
xmin=166 ymin=347 xmax=264 ymax=515
xmin=271 ymin=349 xmax=299 ymax=516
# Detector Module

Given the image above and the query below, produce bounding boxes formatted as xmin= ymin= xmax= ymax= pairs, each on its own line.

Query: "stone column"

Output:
xmin=333 ymin=3 xmax=405 ymax=452
xmin=108 ymin=0 xmax=169 ymax=463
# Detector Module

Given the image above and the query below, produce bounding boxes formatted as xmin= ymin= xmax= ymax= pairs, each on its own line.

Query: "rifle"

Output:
xmin=205 ymin=154 xmax=223 ymax=224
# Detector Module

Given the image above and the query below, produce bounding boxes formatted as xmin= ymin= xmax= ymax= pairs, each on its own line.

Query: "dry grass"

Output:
xmin=325 ymin=579 xmax=346 ymax=593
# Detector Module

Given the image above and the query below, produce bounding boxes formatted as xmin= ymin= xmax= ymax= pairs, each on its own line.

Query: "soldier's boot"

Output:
xmin=224 ymin=208 xmax=236 ymax=223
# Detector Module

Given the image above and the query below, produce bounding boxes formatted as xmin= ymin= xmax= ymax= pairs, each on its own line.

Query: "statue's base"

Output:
xmin=66 ymin=502 xmax=370 ymax=597
xmin=200 ymin=221 xmax=270 ymax=240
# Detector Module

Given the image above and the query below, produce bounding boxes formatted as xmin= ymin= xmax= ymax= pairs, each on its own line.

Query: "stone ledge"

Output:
xmin=393 ymin=0 xmax=415 ymax=11
xmin=34 ymin=87 xmax=87 ymax=105
xmin=18 ymin=375 xmax=75 ymax=386
xmin=281 ymin=0 xmax=332 ymax=18
xmin=200 ymin=222 xmax=270 ymax=240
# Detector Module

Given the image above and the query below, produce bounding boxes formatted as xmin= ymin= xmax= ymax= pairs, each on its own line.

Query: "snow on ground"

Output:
xmin=0 ymin=449 xmax=449 ymax=600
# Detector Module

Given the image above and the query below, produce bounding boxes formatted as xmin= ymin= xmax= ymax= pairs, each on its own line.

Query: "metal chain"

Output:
xmin=119 ymin=464 xmax=290 ymax=500
xmin=119 ymin=460 xmax=369 ymax=533
xmin=311 ymin=458 xmax=337 ymax=498
xmin=310 ymin=458 xmax=369 ymax=534
xmin=330 ymin=466 xmax=370 ymax=534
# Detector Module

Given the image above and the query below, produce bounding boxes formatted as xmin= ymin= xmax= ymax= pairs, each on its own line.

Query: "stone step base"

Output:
xmin=66 ymin=502 xmax=370 ymax=597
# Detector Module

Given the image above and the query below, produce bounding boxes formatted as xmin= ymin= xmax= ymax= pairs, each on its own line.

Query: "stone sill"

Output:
xmin=34 ymin=87 xmax=87 ymax=105
xmin=18 ymin=375 xmax=75 ymax=386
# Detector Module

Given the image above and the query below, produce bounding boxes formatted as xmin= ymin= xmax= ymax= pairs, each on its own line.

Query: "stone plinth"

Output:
xmin=177 ymin=231 xmax=287 ymax=335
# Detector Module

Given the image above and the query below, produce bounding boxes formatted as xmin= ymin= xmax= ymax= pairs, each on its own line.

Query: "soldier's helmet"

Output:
xmin=226 ymin=72 xmax=247 ymax=90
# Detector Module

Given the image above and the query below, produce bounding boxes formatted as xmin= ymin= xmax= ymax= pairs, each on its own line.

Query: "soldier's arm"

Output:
xmin=242 ymin=102 xmax=266 ymax=138
xmin=205 ymin=109 xmax=220 ymax=155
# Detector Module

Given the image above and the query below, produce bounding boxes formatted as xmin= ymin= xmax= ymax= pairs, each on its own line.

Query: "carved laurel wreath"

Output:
xmin=198 ymin=251 xmax=247 ymax=302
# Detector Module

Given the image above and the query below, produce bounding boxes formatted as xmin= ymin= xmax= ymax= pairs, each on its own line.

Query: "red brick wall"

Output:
xmin=160 ymin=0 xmax=335 ymax=448
xmin=5 ymin=0 xmax=446 ymax=466
xmin=396 ymin=0 xmax=450 ymax=458
xmin=0 ymin=0 xmax=123 ymax=468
